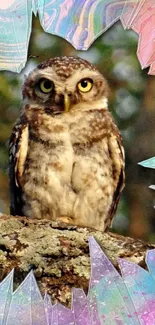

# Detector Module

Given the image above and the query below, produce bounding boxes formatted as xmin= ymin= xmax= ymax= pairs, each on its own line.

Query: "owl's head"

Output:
xmin=22 ymin=56 xmax=108 ymax=114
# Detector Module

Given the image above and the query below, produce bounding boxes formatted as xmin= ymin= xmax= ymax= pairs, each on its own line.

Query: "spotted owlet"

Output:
xmin=9 ymin=56 xmax=125 ymax=231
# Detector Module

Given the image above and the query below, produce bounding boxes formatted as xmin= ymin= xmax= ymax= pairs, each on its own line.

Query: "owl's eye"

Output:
xmin=39 ymin=78 xmax=54 ymax=93
xmin=77 ymin=78 xmax=93 ymax=92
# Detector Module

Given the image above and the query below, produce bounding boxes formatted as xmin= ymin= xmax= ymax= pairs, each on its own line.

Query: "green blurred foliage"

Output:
xmin=1 ymin=18 xmax=155 ymax=240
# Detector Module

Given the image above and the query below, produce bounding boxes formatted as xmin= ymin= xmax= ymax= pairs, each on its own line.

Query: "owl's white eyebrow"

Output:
xmin=65 ymin=69 xmax=101 ymax=87
xmin=37 ymin=67 xmax=99 ymax=81
xmin=31 ymin=67 xmax=59 ymax=83
xmin=69 ymin=68 xmax=99 ymax=80
xmin=38 ymin=68 xmax=59 ymax=81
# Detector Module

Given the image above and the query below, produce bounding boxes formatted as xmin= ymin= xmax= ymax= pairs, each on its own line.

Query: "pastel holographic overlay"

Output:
xmin=0 ymin=0 xmax=33 ymax=73
xmin=139 ymin=157 xmax=155 ymax=194
xmin=0 ymin=237 xmax=154 ymax=324
xmin=39 ymin=0 xmax=129 ymax=51
xmin=0 ymin=0 xmax=128 ymax=73
xmin=121 ymin=0 xmax=155 ymax=75
xmin=139 ymin=157 xmax=155 ymax=169
xmin=1 ymin=0 xmax=155 ymax=73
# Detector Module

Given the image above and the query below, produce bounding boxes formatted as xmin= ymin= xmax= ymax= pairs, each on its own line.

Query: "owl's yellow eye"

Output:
xmin=39 ymin=78 xmax=53 ymax=93
xmin=78 ymin=79 xmax=93 ymax=92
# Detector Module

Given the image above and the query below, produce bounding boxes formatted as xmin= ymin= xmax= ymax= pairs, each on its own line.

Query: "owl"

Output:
xmin=9 ymin=56 xmax=125 ymax=232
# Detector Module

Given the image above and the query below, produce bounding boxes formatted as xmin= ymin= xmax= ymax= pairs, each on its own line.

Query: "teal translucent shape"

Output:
xmin=138 ymin=157 xmax=155 ymax=169
xmin=119 ymin=258 xmax=155 ymax=325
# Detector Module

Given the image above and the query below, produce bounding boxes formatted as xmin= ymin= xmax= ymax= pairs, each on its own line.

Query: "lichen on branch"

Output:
xmin=0 ymin=215 xmax=154 ymax=306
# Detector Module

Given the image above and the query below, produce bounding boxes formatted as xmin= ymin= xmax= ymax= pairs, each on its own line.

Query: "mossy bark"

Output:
xmin=0 ymin=215 xmax=154 ymax=306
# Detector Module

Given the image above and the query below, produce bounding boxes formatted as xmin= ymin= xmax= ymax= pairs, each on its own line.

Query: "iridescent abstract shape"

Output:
xmin=72 ymin=288 xmax=87 ymax=319
xmin=138 ymin=157 xmax=155 ymax=169
xmin=119 ymin=258 xmax=155 ymax=325
xmin=44 ymin=293 xmax=52 ymax=325
xmin=51 ymin=303 xmax=74 ymax=325
xmin=0 ymin=270 xmax=13 ymax=325
xmin=130 ymin=1 xmax=155 ymax=70
xmin=0 ymin=0 xmax=141 ymax=72
xmin=0 ymin=238 xmax=154 ymax=324
xmin=121 ymin=0 xmax=139 ymax=28
xmin=1 ymin=0 xmax=155 ymax=74
xmin=89 ymin=235 xmax=118 ymax=287
xmin=6 ymin=270 xmax=48 ymax=325
xmin=51 ymin=304 xmax=58 ymax=325
xmin=75 ymin=304 xmax=91 ymax=325
xmin=138 ymin=157 xmax=155 ymax=194
xmin=89 ymin=235 xmax=113 ymax=324
xmin=146 ymin=249 xmax=155 ymax=280
xmin=72 ymin=288 xmax=91 ymax=325
xmin=89 ymin=236 xmax=140 ymax=325
xmin=121 ymin=0 xmax=155 ymax=74
xmin=0 ymin=0 xmax=34 ymax=72
xmin=39 ymin=0 xmax=127 ymax=51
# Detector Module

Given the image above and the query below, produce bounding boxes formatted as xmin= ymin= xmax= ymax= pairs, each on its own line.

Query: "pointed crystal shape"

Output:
xmin=138 ymin=157 xmax=155 ymax=169
xmin=89 ymin=236 xmax=140 ymax=325
xmin=0 ymin=237 xmax=154 ymax=325
xmin=75 ymin=304 xmax=91 ymax=325
xmin=72 ymin=288 xmax=91 ymax=325
xmin=44 ymin=293 xmax=52 ymax=325
xmin=52 ymin=303 xmax=74 ymax=325
xmin=119 ymin=258 xmax=155 ymax=325
xmin=6 ymin=271 xmax=48 ymax=325
xmin=0 ymin=270 xmax=13 ymax=325
xmin=146 ymin=249 xmax=155 ymax=280
xmin=72 ymin=288 xmax=87 ymax=319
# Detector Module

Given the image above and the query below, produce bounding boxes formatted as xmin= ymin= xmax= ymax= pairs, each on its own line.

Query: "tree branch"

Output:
xmin=0 ymin=215 xmax=154 ymax=306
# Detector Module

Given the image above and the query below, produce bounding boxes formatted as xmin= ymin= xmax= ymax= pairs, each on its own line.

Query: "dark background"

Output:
xmin=1 ymin=18 xmax=155 ymax=241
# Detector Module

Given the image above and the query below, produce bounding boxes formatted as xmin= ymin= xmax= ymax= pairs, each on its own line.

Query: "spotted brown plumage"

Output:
xmin=9 ymin=56 xmax=125 ymax=231
xmin=9 ymin=115 xmax=28 ymax=216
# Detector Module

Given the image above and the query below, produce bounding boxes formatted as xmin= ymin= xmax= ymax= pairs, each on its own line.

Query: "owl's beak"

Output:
xmin=64 ymin=94 xmax=71 ymax=112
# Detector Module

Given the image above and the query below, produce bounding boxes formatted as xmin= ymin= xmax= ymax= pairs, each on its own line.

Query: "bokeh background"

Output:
xmin=1 ymin=18 xmax=155 ymax=241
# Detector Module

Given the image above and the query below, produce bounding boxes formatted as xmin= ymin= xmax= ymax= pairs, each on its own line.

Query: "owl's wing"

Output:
xmin=9 ymin=116 xmax=29 ymax=216
xmin=106 ymin=130 xmax=125 ymax=229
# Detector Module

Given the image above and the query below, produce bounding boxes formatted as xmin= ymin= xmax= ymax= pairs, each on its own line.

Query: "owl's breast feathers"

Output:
xmin=69 ymin=108 xmax=125 ymax=229
xmin=9 ymin=107 xmax=124 ymax=230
